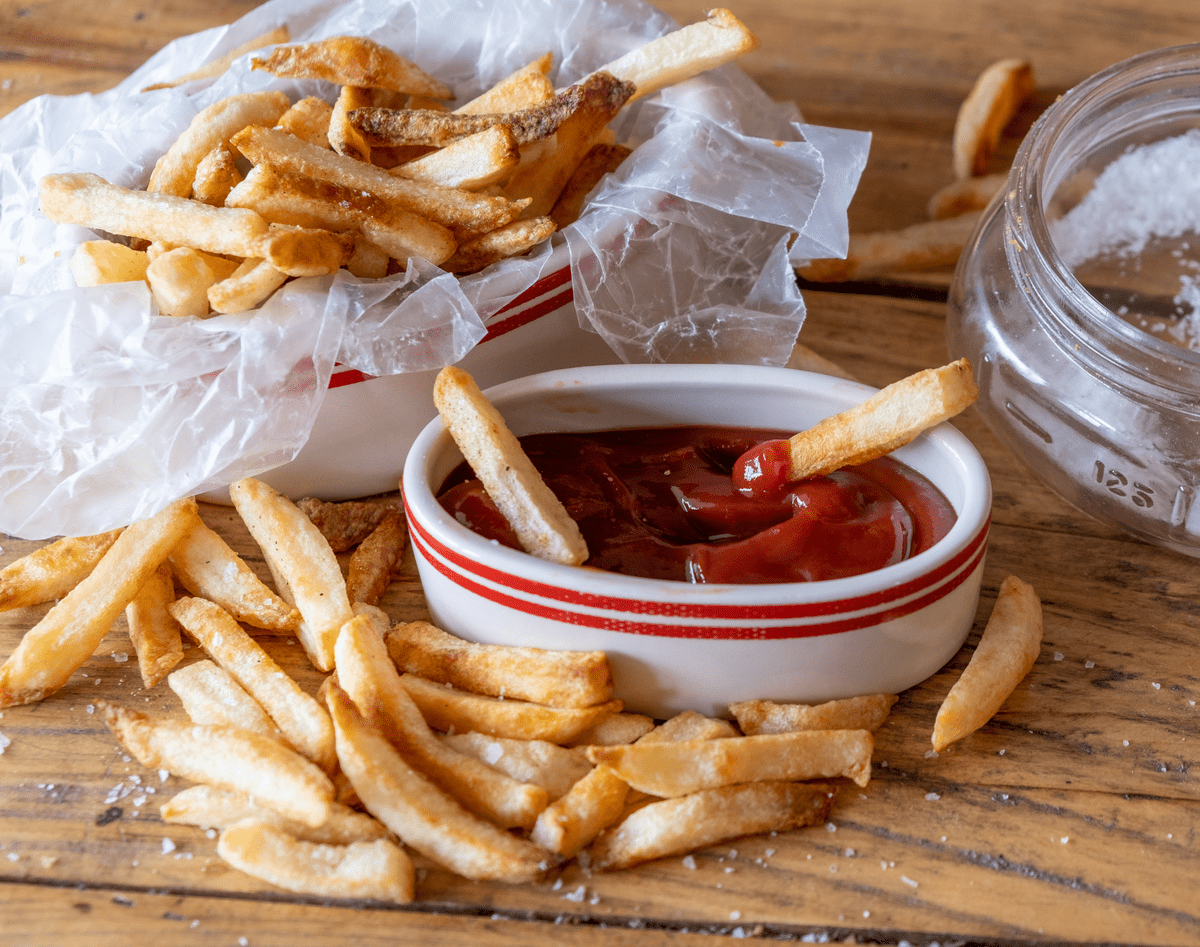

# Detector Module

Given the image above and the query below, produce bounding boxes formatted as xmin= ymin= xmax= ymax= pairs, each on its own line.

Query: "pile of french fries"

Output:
xmin=36 ymin=11 xmax=758 ymax=317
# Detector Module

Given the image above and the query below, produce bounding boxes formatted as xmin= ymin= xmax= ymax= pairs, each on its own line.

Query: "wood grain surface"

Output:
xmin=3 ymin=1 xmax=1200 ymax=945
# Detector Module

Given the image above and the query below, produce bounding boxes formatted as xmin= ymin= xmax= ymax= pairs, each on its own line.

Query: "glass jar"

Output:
xmin=947 ymin=44 xmax=1200 ymax=556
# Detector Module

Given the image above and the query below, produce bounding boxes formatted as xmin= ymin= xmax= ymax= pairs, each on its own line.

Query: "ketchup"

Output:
xmin=437 ymin=425 xmax=956 ymax=585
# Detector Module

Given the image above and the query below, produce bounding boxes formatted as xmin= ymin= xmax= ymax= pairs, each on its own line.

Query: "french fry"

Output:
xmin=441 ymin=216 xmax=557 ymax=275
xmin=0 ymin=497 xmax=199 ymax=708
xmin=325 ymin=681 xmax=555 ymax=883
xmin=207 ymin=258 xmax=289 ymax=314
xmin=455 ymin=53 xmax=554 ymax=115
xmin=251 ymin=35 xmax=454 ymax=100
xmin=344 ymin=236 xmax=390 ymax=279
xmin=276 ymin=95 xmax=334 ymax=148
xmin=531 ymin=763 xmax=629 ymax=858
xmin=0 ymin=529 xmax=122 ymax=611
xmin=953 ymin=58 xmax=1034 ymax=180
xmin=345 ymin=507 xmax=408 ymax=606
xmin=927 ymin=171 xmax=1007 ymax=220
xmin=731 ymin=694 xmax=898 ymax=735
xmin=296 ymin=496 xmax=402 ymax=553
xmin=796 ymin=211 xmax=983 ymax=282
xmin=588 ymin=780 xmax=838 ymax=872
xmin=148 ymin=90 xmax=292 ymax=197
xmin=124 ymin=563 xmax=183 ymax=688
xmin=69 ymin=241 xmax=149 ymax=287
xmin=549 ymin=142 xmax=631 ymax=229
xmin=146 ymin=246 xmax=219 ymax=317
xmin=399 ymin=672 xmax=621 ymax=744
xmin=167 ymin=659 xmax=283 ymax=741
xmin=101 ymin=701 xmax=334 ymax=827
xmin=565 ymin=711 xmax=657 ymax=747
xmin=384 ymin=620 xmax=612 ymax=709
xmin=217 ymin=817 xmax=415 ymax=903
xmin=776 ymin=359 xmax=978 ymax=483
xmin=433 ymin=366 xmax=588 ymax=566
xmin=141 ymin=25 xmax=291 ymax=92
xmin=595 ymin=8 xmax=759 ymax=105
xmin=639 ymin=710 xmax=739 ymax=743
xmin=170 ymin=595 xmax=336 ymax=772
xmin=39 ymin=172 xmax=271 ymax=258
xmin=229 ymin=477 xmax=354 ymax=673
xmin=586 ymin=729 xmax=874 ymax=795
xmin=439 ymin=732 xmax=593 ymax=800
xmin=329 ymin=86 xmax=407 ymax=162
xmin=932 ymin=575 xmax=1043 ymax=751
xmin=191 ymin=145 xmax=243 ymax=206
xmin=388 ymin=125 xmax=520 ymax=190
xmin=162 ymin=784 xmax=389 ymax=844
xmin=254 ymin=224 xmax=356 ymax=276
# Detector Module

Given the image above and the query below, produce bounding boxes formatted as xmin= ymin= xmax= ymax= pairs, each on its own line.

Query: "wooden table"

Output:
xmin=3 ymin=2 xmax=1200 ymax=944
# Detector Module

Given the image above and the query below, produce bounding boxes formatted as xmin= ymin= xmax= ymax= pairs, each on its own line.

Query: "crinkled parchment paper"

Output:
xmin=0 ymin=0 xmax=869 ymax=538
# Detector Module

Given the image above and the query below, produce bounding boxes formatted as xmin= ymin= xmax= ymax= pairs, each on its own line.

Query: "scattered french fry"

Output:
xmin=454 ymin=53 xmax=554 ymax=115
xmin=927 ymin=171 xmax=1008 ymax=220
xmin=638 ymin=709 xmax=739 ymax=743
xmin=276 ymin=95 xmax=334 ymax=148
xmin=251 ymin=35 xmax=453 ymax=100
xmin=439 ymin=732 xmax=593 ymax=800
xmin=345 ymin=507 xmax=408 ymax=606
xmin=124 ymin=562 xmax=184 ymax=688
xmin=952 ymin=58 xmax=1034 ymax=180
xmin=296 ymin=496 xmax=402 ymax=553
xmin=442 ymin=216 xmax=557 ymax=275
xmin=549 ymin=142 xmax=632 ymax=229
xmin=167 ymin=659 xmax=283 ymax=741
xmin=0 ymin=529 xmax=122 ymax=612
xmin=207 ymin=258 xmax=289 ymax=313
xmin=932 ymin=575 xmax=1044 ymax=751
xmin=530 ymin=763 xmax=629 ymax=858
xmin=69 ymin=241 xmax=149 ymax=287
xmin=191 ymin=145 xmax=243 ymax=206
xmin=797 ymin=211 xmax=983 ymax=282
xmin=731 ymin=694 xmax=898 ymax=735
xmin=566 ymin=711 xmax=657 ymax=747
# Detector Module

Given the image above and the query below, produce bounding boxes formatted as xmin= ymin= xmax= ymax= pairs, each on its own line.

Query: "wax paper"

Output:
xmin=0 ymin=0 xmax=869 ymax=539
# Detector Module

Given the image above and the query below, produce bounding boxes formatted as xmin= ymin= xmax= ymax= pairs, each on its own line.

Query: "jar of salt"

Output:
xmin=947 ymin=44 xmax=1200 ymax=556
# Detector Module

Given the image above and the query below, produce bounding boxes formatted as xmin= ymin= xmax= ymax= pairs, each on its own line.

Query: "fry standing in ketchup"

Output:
xmin=438 ymin=359 xmax=979 ymax=586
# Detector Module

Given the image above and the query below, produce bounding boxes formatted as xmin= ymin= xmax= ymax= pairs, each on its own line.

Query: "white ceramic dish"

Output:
xmin=401 ymin=363 xmax=993 ymax=718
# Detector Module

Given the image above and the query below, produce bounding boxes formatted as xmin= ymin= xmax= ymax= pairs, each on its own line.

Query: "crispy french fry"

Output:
xmin=586 ymin=729 xmax=874 ymax=795
xmin=531 ymin=763 xmax=628 ymax=858
xmin=441 ymin=216 xmax=556 ymax=275
xmin=384 ymin=620 xmax=612 ymax=709
xmin=276 ymin=95 xmax=334 ymax=148
xmin=101 ymin=701 xmax=334 ymax=827
xmin=141 ymin=25 xmax=291 ymax=92
xmin=229 ymin=477 xmax=354 ymax=673
xmin=40 ymin=172 xmax=270 ymax=258
xmin=170 ymin=595 xmax=336 ymax=772
xmin=207 ymin=258 xmax=289 ymax=314
xmin=335 ymin=614 xmax=549 ymax=829
xmin=927 ymin=171 xmax=1008 ymax=220
xmin=162 ymin=784 xmax=388 ymax=844
xmin=148 ymin=91 xmax=292 ymax=197
xmin=932 ymin=575 xmax=1043 ymax=751
xmin=588 ymin=780 xmax=838 ymax=872
xmin=344 ymin=236 xmax=390 ymax=279
xmin=167 ymin=659 xmax=283 ymax=741
xmin=639 ymin=710 xmax=739 ymax=743
xmin=566 ymin=712 xmax=657 ymax=747
xmin=778 ymin=359 xmax=978 ymax=482
xmin=217 ymin=817 xmax=415 ymax=903
xmin=0 ymin=497 xmax=199 ymax=708
xmin=595 ymin=8 xmax=759 ymax=105
xmin=388 ymin=125 xmax=520 ymax=190
xmin=329 ymin=85 xmax=407 ymax=162
xmin=254 ymin=225 xmax=355 ymax=276
xmin=146 ymin=246 xmax=218 ymax=317
xmin=797 ymin=211 xmax=983 ymax=282
xmin=296 ymin=496 xmax=402 ymax=553
xmin=168 ymin=517 xmax=299 ymax=632
xmin=124 ymin=563 xmax=183 ymax=688
xmin=0 ymin=529 xmax=122 ymax=611
xmin=326 ymin=681 xmax=555 ymax=883
xmin=191 ymin=145 xmax=243 ymax=206
xmin=439 ymin=732 xmax=593 ymax=800
xmin=69 ymin=241 xmax=149 ymax=287
xmin=345 ymin=508 xmax=408 ymax=606
xmin=731 ymin=694 xmax=898 ymax=735
xmin=953 ymin=58 xmax=1034 ymax=180
xmin=251 ymin=35 xmax=453 ymax=100
xmin=549 ymin=142 xmax=631 ymax=229
xmin=433 ymin=366 xmax=588 ymax=566
xmin=455 ymin=53 xmax=554 ymax=115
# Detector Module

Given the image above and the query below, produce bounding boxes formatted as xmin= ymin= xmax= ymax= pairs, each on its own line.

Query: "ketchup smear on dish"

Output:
xmin=437 ymin=425 xmax=956 ymax=584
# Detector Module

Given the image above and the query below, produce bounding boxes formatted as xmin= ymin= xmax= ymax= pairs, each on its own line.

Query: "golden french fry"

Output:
xmin=530 ymin=763 xmax=628 ymax=858
xmin=588 ymin=780 xmax=838 ymax=872
xmin=296 ymin=496 xmax=402 ymax=553
xmin=953 ymin=58 xmax=1034 ymax=180
xmin=328 ymin=85 xmax=407 ymax=162
xmin=549 ymin=142 xmax=631 ymax=229
xmin=169 ymin=595 xmax=336 ymax=772
xmin=191 ymin=145 xmax=243 ymax=206
xmin=439 ymin=732 xmax=593 ymax=800
xmin=0 ymin=529 xmax=122 ymax=611
xmin=168 ymin=517 xmax=299 ymax=631
xmin=69 ymin=241 xmax=149 ymax=287
xmin=254 ymin=225 xmax=355 ymax=276
xmin=399 ymin=672 xmax=621 ymax=744
xmin=148 ymin=91 xmax=292 ymax=197
xmin=335 ymin=614 xmax=549 ymax=829
xmin=207 ymin=258 xmax=289 ymax=314
xmin=388 ymin=125 xmax=520 ymax=190
xmin=0 ymin=497 xmax=199 ymax=708
xmin=229 ymin=477 xmax=354 ymax=673
xmin=217 ymin=817 xmax=415 ymax=903
xmin=455 ymin=53 xmax=554 ymax=115
xmin=162 ymin=784 xmax=388 ymax=844
xmin=566 ymin=712 xmax=657 ymax=747
xmin=927 ymin=171 xmax=1008 ymax=220
xmin=433 ymin=366 xmax=588 ymax=566
xmin=587 ymin=729 xmax=873 ymax=795
xmin=384 ymin=620 xmax=612 ymax=709
xmin=345 ymin=508 xmax=408 ymax=606
xmin=639 ymin=710 xmax=739 ymax=743
xmin=326 ymin=681 xmax=555 ymax=883
xmin=101 ymin=701 xmax=334 ymax=827
xmin=141 ymin=25 xmax=291 ymax=92
xmin=778 ymin=359 xmax=978 ymax=482
xmin=932 ymin=575 xmax=1043 ymax=751
xmin=344 ymin=236 xmax=390 ymax=279
xmin=40 ymin=172 xmax=270 ymax=258
xmin=276 ymin=95 xmax=334 ymax=148
xmin=251 ymin=35 xmax=453 ymax=100
xmin=146 ymin=246 xmax=219 ymax=317
xmin=797 ymin=211 xmax=983 ymax=282
xmin=441 ymin=216 xmax=556 ymax=274
xmin=167 ymin=659 xmax=283 ymax=740
xmin=731 ymin=694 xmax=898 ymax=735
xmin=124 ymin=562 xmax=183 ymax=688
xmin=595 ymin=8 xmax=759 ymax=105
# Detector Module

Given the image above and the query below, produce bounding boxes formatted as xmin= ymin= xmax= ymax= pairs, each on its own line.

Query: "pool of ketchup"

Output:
xmin=437 ymin=425 xmax=956 ymax=584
